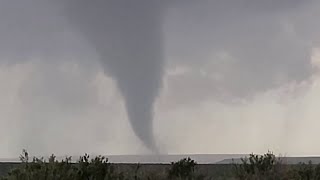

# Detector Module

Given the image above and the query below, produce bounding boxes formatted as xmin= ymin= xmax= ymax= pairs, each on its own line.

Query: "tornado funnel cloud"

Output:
xmin=62 ymin=0 xmax=164 ymax=152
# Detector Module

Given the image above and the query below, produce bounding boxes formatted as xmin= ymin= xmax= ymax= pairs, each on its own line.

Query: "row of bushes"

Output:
xmin=233 ymin=151 xmax=320 ymax=180
xmin=2 ymin=150 xmax=320 ymax=179
xmin=0 ymin=150 xmax=200 ymax=180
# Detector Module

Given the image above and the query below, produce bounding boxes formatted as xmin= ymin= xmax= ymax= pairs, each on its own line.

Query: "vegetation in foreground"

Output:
xmin=2 ymin=150 xmax=320 ymax=179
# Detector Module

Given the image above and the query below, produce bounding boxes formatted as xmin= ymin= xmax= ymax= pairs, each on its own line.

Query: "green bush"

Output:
xmin=287 ymin=161 xmax=320 ymax=180
xmin=2 ymin=150 xmax=124 ymax=180
xmin=167 ymin=157 xmax=197 ymax=180
xmin=232 ymin=151 xmax=287 ymax=180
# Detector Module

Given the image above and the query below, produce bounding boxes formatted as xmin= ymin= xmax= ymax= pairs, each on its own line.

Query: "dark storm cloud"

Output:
xmin=0 ymin=0 xmax=166 ymax=153
xmin=0 ymin=0 xmax=320 ymax=155
xmin=0 ymin=0 xmax=96 ymax=66
xmin=164 ymin=0 xmax=319 ymax=104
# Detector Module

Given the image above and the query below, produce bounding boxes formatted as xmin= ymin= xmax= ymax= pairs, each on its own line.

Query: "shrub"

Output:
xmin=167 ymin=157 xmax=197 ymax=180
xmin=232 ymin=151 xmax=287 ymax=180
xmin=2 ymin=150 xmax=124 ymax=180
xmin=287 ymin=161 xmax=320 ymax=180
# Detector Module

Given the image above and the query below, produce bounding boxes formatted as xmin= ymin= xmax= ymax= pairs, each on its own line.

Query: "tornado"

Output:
xmin=61 ymin=0 xmax=165 ymax=152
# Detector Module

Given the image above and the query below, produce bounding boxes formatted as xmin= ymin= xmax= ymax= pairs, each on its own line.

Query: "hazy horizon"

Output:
xmin=1 ymin=0 xmax=320 ymax=157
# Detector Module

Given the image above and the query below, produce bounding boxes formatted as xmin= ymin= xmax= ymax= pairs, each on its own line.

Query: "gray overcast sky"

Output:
xmin=0 ymin=0 xmax=320 ymax=157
